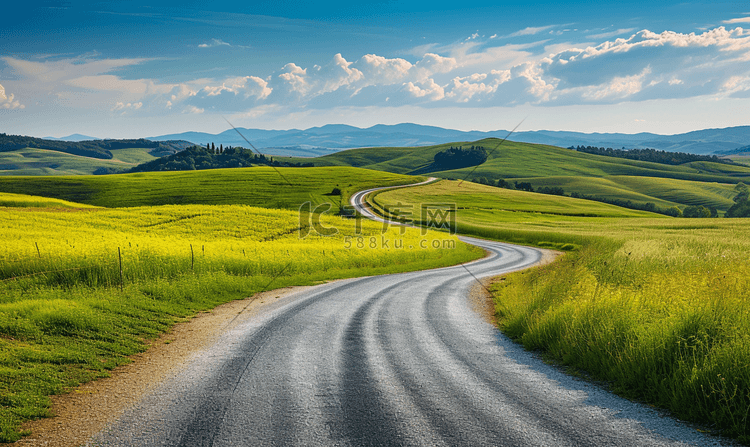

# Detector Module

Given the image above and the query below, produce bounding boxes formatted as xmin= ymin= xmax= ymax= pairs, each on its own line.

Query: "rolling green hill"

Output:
xmin=0 ymin=147 xmax=157 ymax=175
xmin=509 ymin=176 xmax=737 ymax=211
xmin=293 ymin=139 xmax=748 ymax=179
xmin=290 ymin=139 xmax=750 ymax=212
xmin=369 ymin=179 xmax=660 ymax=223
xmin=726 ymin=154 xmax=750 ymax=166
xmin=0 ymin=166 xmax=423 ymax=212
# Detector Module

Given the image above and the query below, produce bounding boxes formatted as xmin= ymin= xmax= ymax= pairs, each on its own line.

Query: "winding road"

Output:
xmin=90 ymin=182 xmax=725 ymax=446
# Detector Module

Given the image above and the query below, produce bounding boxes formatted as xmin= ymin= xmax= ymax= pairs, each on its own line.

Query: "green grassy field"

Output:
xmin=0 ymin=167 xmax=481 ymax=442
xmin=371 ymin=179 xmax=657 ymax=219
xmin=288 ymin=139 xmax=750 ymax=213
xmin=432 ymin=141 xmax=750 ymax=183
xmin=289 ymin=139 xmax=750 ymax=212
xmin=373 ymin=180 xmax=750 ymax=444
xmin=727 ymin=154 xmax=750 ymax=166
xmin=0 ymin=186 xmax=482 ymax=442
xmin=509 ymin=175 xmax=737 ymax=212
xmin=0 ymin=166 xmax=421 ymax=213
xmin=294 ymin=139 xmax=749 ymax=180
xmin=0 ymin=148 xmax=157 ymax=176
xmin=3 ymin=153 xmax=749 ymax=443
xmin=7 ymin=139 xmax=744 ymax=214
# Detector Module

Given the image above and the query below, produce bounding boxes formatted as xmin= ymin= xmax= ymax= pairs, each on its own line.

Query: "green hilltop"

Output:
xmin=2 ymin=134 xmax=748 ymax=215
xmin=289 ymin=138 xmax=750 ymax=214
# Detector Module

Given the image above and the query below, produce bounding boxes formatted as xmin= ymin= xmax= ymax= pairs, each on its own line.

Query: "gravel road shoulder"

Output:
xmin=468 ymin=247 xmax=561 ymax=326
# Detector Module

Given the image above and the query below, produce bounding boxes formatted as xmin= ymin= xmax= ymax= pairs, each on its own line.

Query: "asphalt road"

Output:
xmin=90 ymin=184 xmax=725 ymax=446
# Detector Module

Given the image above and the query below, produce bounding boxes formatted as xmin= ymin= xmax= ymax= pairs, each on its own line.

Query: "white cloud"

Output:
xmin=506 ymin=25 xmax=556 ymax=38
xmin=198 ymin=38 xmax=232 ymax=48
xmin=723 ymin=17 xmax=750 ymax=24
xmin=540 ymin=26 xmax=750 ymax=100
xmin=268 ymin=52 xmax=456 ymax=103
xmin=276 ymin=62 xmax=310 ymax=96
xmin=0 ymin=83 xmax=24 ymax=110
xmin=581 ymin=67 xmax=651 ymax=101
xmin=112 ymin=101 xmax=143 ymax=112
xmin=446 ymin=75 xmax=494 ymax=102
xmin=67 ymin=75 xmax=173 ymax=97
xmin=6 ymin=23 xmax=750 ymax=118
xmin=315 ymin=53 xmax=364 ymax=93
xmin=511 ymin=62 xmax=555 ymax=101
xmin=402 ymin=78 xmax=445 ymax=101
xmin=722 ymin=75 xmax=750 ymax=96
xmin=183 ymin=105 xmax=204 ymax=114
xmin=166 ymin=84 xmax=198 ymax=109
xmin=3 ymin=56 xmax=146 ymax=84
xmin=354 ymin=54 xmax=412 ymax=84
xmin=586 ymin=28 xmax=637 ymax=40
xmin=201 ymin=76 xmax=271 ymax=99
xmin=412 ymin=53 xmax=458 ymax=80
xmin=1 ymin=55 xmax=168 ymax=111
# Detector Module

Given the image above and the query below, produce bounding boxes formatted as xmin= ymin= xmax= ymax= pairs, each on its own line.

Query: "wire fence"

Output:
xmin=0 ymin=242 xmax=259 ymax=290
xmin=0 ymin=263 xmax=119 ymax=283
xmin=1 ymin=243 xmax=133 ymax=290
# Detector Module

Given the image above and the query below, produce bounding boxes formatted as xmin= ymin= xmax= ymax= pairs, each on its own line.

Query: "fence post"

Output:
xmin=35 ymin=242 xmax=41 ymax=258
xmin=190 ymin=244 xmax=194 ymax=270
xmin=118 ymin=247 xmax=124 ymax=292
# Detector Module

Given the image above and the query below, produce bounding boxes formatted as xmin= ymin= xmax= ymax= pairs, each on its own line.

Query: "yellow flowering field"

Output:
xmin=0 ymin=198 xmax=483 ymax=442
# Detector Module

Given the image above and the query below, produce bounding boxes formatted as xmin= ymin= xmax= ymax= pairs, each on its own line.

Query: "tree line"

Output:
xmin=726 ymin=183 xmax=750 ymax=217
xmin=569 ymin=145 xmax=732 ymax=166
xmin=433 ymin=146 xmax=488 ymax=169
xmin=128 ymin=144 xmax=313 ymax=173
xmin=0 ymin=133 xmax=189 ymax=160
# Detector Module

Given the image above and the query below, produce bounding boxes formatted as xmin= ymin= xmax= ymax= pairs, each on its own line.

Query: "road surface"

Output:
xmin=90 ymin=182 xmax=725 ymax=446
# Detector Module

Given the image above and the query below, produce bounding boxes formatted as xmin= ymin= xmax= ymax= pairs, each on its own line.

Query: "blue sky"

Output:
xmin=2 ymin=1 xmax=750 ymax=138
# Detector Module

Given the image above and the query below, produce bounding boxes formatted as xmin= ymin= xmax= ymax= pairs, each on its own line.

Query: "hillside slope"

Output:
xmin=292 ymin=139 xmax=749 ymax=212
xmin=0 ymin=147 xmax=157 ymax=175
xmin=0 ymin=166 xmax=423 ymax=212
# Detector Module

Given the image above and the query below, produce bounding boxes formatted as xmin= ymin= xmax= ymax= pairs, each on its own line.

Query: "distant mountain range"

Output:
xmin=146 ymin=124 xmax=750 ymax=157
xmin=44 ymin=134 xmax=100 ymax=142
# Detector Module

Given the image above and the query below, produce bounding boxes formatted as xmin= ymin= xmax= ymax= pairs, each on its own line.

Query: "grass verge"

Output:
xmin=373 ymin=179 xmax=750 ymax=444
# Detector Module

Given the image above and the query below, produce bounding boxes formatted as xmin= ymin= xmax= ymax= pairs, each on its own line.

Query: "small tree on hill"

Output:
xmin=726 ymin=183 xmax=750 ymax=217
xmin=683 ymin=205 xmax=711 ymax=218
xmin=515 ymin=181 xmax=534 ymax=192
xmin=665 ymin=206 xmax=682 ymax=217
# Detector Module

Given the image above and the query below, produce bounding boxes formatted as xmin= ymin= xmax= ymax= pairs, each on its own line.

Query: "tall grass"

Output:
xmin=374 ymin=179 xmax=750 ymax=444
xmin=493 ymin=240 xmax=750 ymax=443
xmin=0 ymin=201 xmax=482 ymax=442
